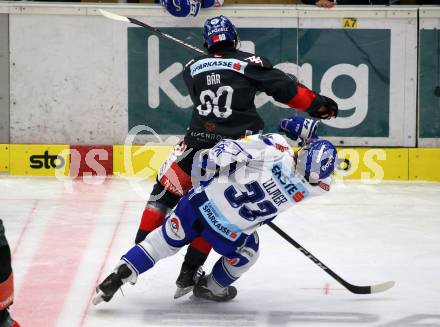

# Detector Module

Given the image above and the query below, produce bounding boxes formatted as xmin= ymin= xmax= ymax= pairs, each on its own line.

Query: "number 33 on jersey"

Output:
xmin=191 ymin=134 xmax=330 ymax=240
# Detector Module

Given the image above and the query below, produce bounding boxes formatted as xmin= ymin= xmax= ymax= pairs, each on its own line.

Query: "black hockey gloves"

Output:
xmin=307 ymin=95 xmax=339 ymax=119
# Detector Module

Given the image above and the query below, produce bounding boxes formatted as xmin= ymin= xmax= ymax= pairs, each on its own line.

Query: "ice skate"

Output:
xmin=92 ymin=262 xmax=135 ymax=305
xmin=193 ymin=276 xmax=237 ymax=302
xmin=174 ymin=262 xmax=204 ymax=299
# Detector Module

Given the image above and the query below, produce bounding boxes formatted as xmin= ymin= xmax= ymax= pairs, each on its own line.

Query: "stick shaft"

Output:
xmin=267 ymin=221 xmax=372 ymax=294
xmin=128 ymin=17 xmax=205 ymax=55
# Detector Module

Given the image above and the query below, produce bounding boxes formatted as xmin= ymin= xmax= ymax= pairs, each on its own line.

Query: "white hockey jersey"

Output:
xmin=193 ymin=133 xmax=331 ymax=242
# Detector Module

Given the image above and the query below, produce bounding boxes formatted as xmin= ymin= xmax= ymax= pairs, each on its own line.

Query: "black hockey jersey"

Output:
xmin=182 ymin=49 xmax=303 ymax=149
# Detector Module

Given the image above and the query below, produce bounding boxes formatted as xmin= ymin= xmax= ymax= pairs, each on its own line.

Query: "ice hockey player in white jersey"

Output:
xmin=93 ymin=117 xmax=337 ymax=304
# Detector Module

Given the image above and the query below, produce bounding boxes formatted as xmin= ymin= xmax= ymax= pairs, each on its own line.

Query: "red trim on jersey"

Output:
xmin=189 ymin=236 xmax=212 ymax=255
xmin=287 ymin=84 xmax=316 ymax=111
xmin=139 ymin=207 xmax=166 ymax=233
xmin=159 ymin=162 xmax=192 ymax=197
xmin=0 ymin=273 xmax=14 ymax=310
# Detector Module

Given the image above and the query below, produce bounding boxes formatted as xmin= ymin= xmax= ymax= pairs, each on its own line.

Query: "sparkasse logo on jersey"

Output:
xmin=29 ymin=151 xmax=65 ymax=169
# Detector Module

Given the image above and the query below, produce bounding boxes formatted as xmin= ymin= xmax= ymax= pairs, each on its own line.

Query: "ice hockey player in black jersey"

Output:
xmin=0 ymin=220 xmax=20 ymax=327
xmin=133 ymin=15 xmax=339 ymax=299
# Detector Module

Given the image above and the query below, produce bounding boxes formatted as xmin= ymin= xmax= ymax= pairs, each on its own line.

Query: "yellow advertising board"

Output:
xmin=335 ymin=148 xmax=409 ymax=181
xmin=0 ymin=145 xmax=9 ymax=173
xmin=113 ymin=145 xmax=173 ymax=179
xmin=2 ymin=144 xmax=440 ymax=182
xmin=9 ymin=144 xmax=70 ymax=176
xmin=409 ymin=149 xmax=440 ymax=182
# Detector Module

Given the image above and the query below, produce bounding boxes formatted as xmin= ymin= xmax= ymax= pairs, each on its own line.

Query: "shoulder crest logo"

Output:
xmin=244 ymin=56 xmax=263 ymax=66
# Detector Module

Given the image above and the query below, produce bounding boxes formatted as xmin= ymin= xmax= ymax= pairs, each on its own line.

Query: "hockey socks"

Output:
xmin=0 ymin=244 xmax=13 ymax=312
xmin=135 ymin=206 xmax=167 ymax=244
xmin=0 ymin=273 xmax=13 ymax=311
xmin=0 ymin=243 xmax=18 ymax=326
xmin=185 ymin=237 xmax=212 ymax=266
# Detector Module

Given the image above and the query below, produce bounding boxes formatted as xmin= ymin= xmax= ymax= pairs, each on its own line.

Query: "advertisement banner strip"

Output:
xmin=9 ymin=144 xmax=70 ymax=177
xmin=2 ymin=144 xmax=440 ymax=182
xmin=0 ymin=144 xmax=9 ymax=172
xmin=409 ymin=149 xmax=440 ymax=182
xmin=113 ymin=144 xmax=173 ymax=179
xmin=70 ymin=145 xmax=113 ymax=177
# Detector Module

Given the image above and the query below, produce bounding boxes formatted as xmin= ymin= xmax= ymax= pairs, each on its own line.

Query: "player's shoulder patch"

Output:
xmin=244 ymin=55 xmax=264 ymax=66
xmin=239 ymin=52 xmax=272 ymax=68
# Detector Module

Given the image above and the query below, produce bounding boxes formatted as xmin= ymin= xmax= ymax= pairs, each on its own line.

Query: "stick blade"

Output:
xmin=99 ymin=9 xmax=130 ymax=23
xmin=370 ymin=280 xmax=395 ymax=294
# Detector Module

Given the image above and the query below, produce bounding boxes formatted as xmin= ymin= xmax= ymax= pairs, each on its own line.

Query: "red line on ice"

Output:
xmin=12 ymin=199 xmax=39 ymax=258
xmin=323 ymin=283 xmax=330 ymax=295
xmin=79 ymin=201 xmax=128 ymax=327
xmin=301 ymin=283 xmax=344 ymax=294
xmin=12 ymin=181 xmax=109 ymax=327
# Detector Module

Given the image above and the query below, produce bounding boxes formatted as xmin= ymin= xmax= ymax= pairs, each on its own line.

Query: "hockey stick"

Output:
xmin=100 ymin=8 xmax=395 ymax=295
xmin=99 ymin=9 xmax=205 ymax=55
xmin=267 ymin=221 xmax=395 ymax=294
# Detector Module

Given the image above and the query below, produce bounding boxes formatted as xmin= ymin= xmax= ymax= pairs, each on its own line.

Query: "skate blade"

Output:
xmin=92 ymin=290 xmax=105 ymax=306
xmin=174 ymin=286 xmax=194 ymax=299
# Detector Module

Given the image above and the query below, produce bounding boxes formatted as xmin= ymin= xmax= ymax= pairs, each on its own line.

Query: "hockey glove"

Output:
xmin=161 ymin=0 xmax=201 ymax=17
xmin=307 ymin=95 xmax=338 ymax=119
xmin=279 ymin=116 xmax=319 ymax=144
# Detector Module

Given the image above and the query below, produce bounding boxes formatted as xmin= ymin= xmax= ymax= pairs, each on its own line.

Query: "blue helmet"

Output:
xmin=296 ymin=140 xmax=337 ymax=183
xmin=203 ymin=15 xmax=238 ymax=50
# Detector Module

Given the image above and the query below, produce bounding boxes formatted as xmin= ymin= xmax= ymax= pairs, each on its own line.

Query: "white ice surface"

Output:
xmin=1 ymin=176 xmax=439 ymax=327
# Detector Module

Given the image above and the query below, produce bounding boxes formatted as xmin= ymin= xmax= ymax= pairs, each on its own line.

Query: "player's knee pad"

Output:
xmin=123 ymin=227 xmax=180 ymax=275
xmin=0 ymin=272 xmax=14 ymax=310
xmin=211 ymin=232 xmax=260 ymax=287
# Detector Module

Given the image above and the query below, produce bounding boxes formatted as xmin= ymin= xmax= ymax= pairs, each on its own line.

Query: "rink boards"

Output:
xmin=0 ymin=144 xmax=439 ymax=182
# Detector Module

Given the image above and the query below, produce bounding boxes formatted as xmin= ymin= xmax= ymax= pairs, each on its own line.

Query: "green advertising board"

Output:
xmin=128 ymin=13 xmax=417 ymax=146
xmin=419 ymin=12 xmax=440 ymax=146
